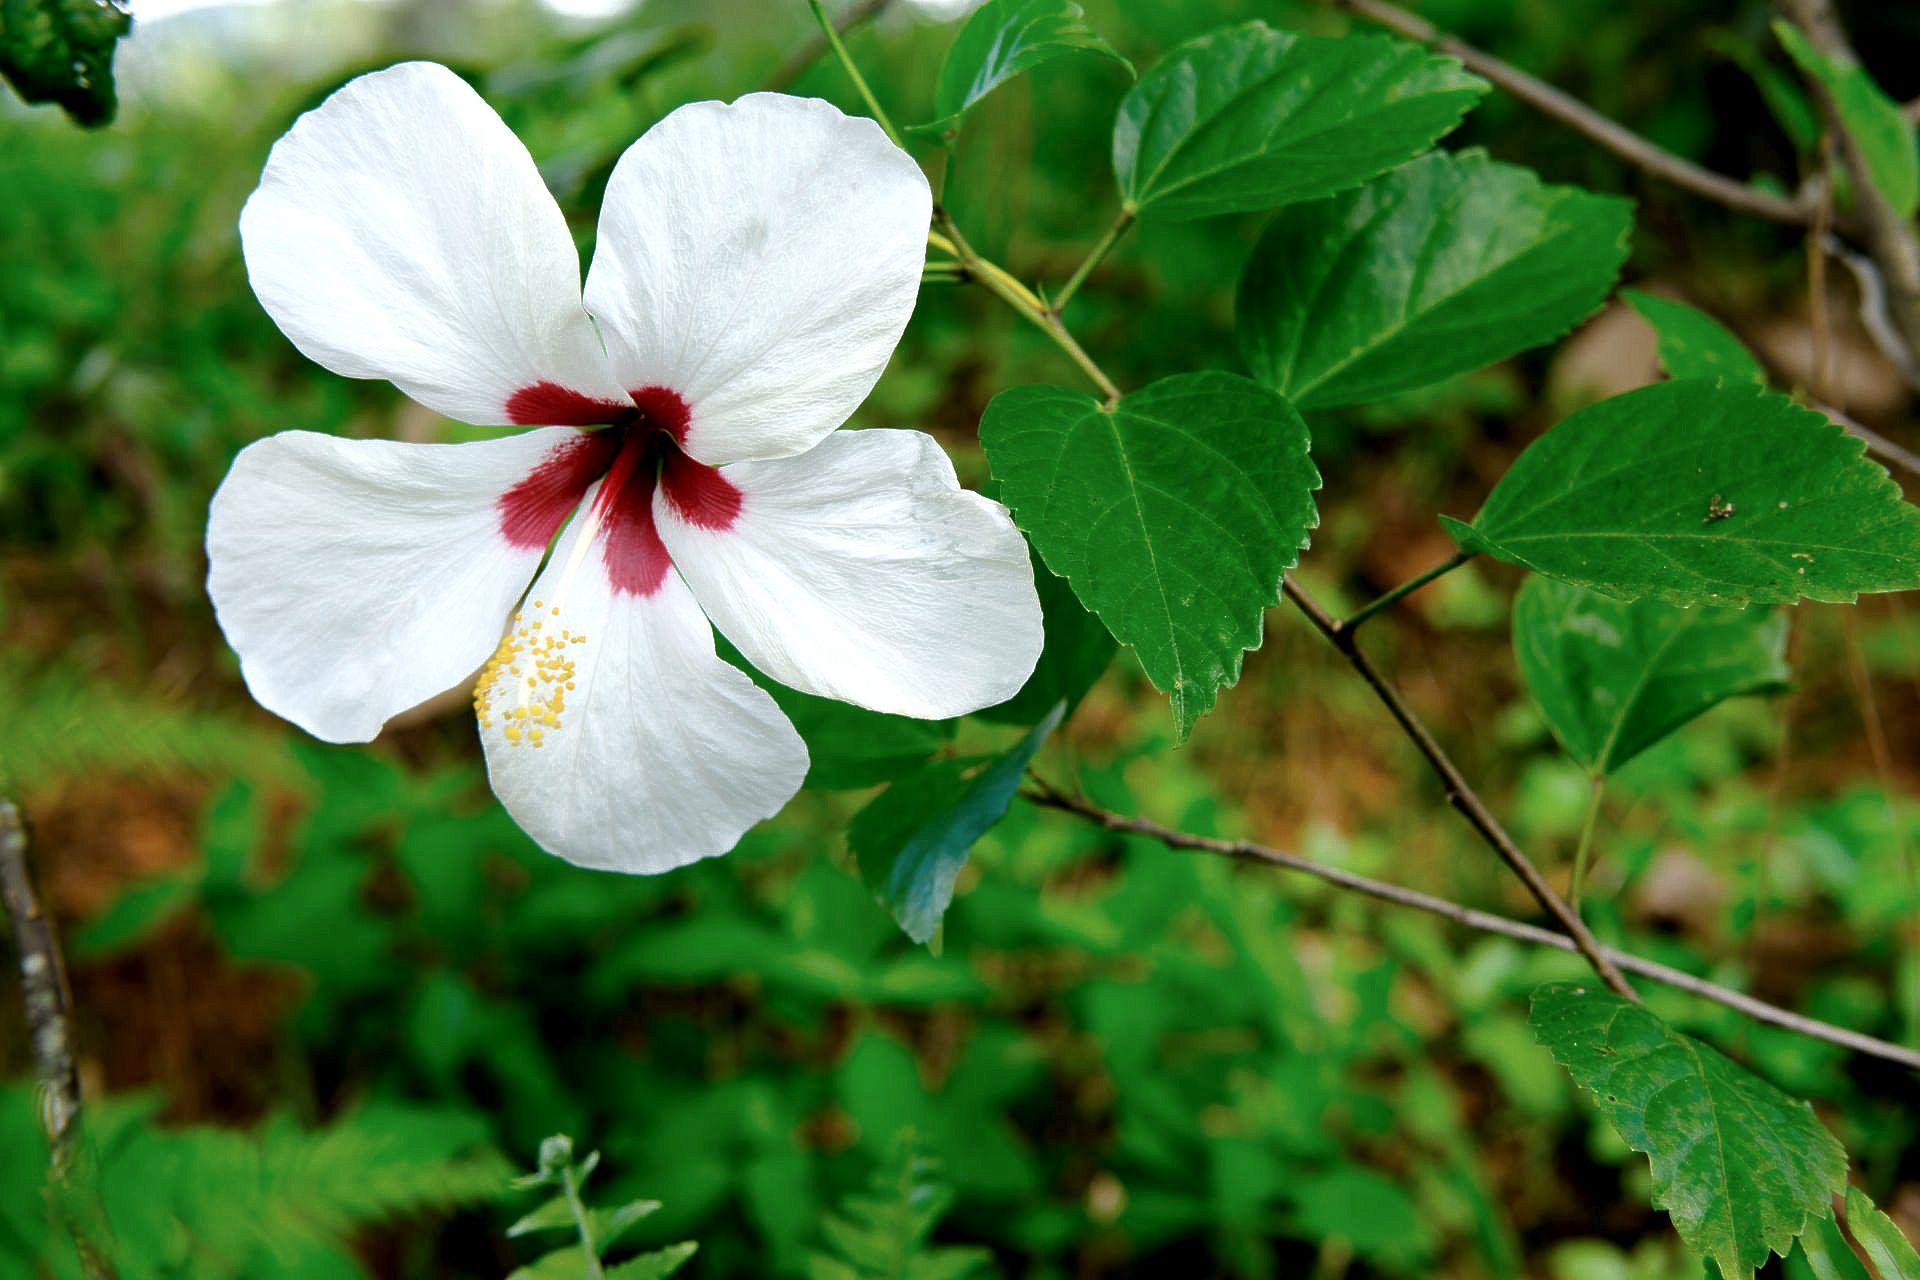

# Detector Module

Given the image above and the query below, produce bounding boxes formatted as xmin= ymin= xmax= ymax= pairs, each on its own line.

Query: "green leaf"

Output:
xmin=1846 ymin=1187 xmax=1920 ymax=1280
xmin=1113 ymin=21 xmax=1486 ymax=221
xmin=1238 ymin=149 xmax=1630 ymax=409
xmin=509 ymin=1196 xmax=660 ymax=1251
xmin=980 ymin=372 xmax=1320 ymax=738
xmin=1623 ymin=289 xmax=1766 ymax=385
xmin=808 ymin=1132 xmax=990 ymax=1280
xmin=974 ymin=549 xmax=1115 ymax=725
xmin=1706 ymin=30 xmax=1820 ymax=152
xmin=0 ymin=0 xmax=131 ymax=126
xmin=1443 ymin=379 xmax=1920 ymax=605
xmin=1529 ymin=982 xmax=1848 ymax=1279
xmin=1512 ymin=575 xmax=1789 ymax=776
xmin=1797 ymin=1212 xmax=1871 ymax=1280
xmin=929 ymin=0 xmax=1129 ymax=128
xmin=1775 ymin=22 xmax=1918 ymax=219
xmin=720 ymin=638 xmax=952 ymax=789
xmin=605 ymin=1242 xmax=699 ymax=1279
xmin=851 ymin=704 xmax=1063 ymax=945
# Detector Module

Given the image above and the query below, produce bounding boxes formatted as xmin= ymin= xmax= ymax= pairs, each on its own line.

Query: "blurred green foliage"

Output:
xmin=2 ymin=0 xmax=1918 ymax=1276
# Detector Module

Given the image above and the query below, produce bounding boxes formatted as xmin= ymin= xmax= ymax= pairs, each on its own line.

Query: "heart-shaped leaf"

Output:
xmin=1623 ymin=289 xmax=1765 ymax=384
xmin=927 ymin=0 xmax=1130 ymax=130
xmin=851 ymin=704 xmax=1064 ymax=945
xmin=1444 ymin=378 xmax=1920 ymax=605
xmin=980 ymin=372 xmax=1320 ymax=739
xmin=1238 ymin=149 xmax=1630 ymax=409
xmin=1113 ymin=21 xmax=1486 ymax=221
xmin=1512 ymin=574 xmax=1789 ymax=776
xmin=1530 ymin=982 xmax=1848 ymax=1280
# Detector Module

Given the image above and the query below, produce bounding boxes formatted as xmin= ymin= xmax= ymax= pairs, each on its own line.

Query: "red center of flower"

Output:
xmin=498 ymin=382 xmax=741 ymax=597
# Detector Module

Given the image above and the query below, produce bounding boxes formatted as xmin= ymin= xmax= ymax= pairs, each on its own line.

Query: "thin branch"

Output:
xmin=933 ymin=211 xmax=1123 ymax=404
xmin=765 ymin=0 xmax=890 ymax=92
xmin=1320 ymin=0 xmax=1822 ymax=227
xmin=1777 ymin=0 xmax=1920 ymax=382
xmin=0 ymin=800 xmax=81 ymax=1170
xmin=1282 ymin=576 xmax=1639 ymax=998
xmin=1 ymin=800 xmax=112 ymax=1278
xmin=1025 ymin=785 xmax=1920 ymax=1072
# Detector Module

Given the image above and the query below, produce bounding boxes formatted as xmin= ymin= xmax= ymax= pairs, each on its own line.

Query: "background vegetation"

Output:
xmin=2 ymin=0 xmax=1918 ymax=1275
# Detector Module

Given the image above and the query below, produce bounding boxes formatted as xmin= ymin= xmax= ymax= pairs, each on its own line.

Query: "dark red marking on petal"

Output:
xmin=629 ymin=385 xmax=691 ymax=445
xmin=599 ymin=451 xmax=672 ymax=598
xmin=498 ymin=430 xmax=622 ymax=549
xmin=506 ymin=381 xmax=636 ymax=427
xmin=660 ymin=448 xmax=743 ymax=530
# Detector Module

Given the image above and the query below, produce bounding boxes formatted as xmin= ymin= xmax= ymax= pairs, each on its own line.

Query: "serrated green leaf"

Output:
xmin=1444 ymin=379 xmax=1920 ymax=605
xmin=852 ymin=704 xmax=1063 ymax=944
xmin=0 ymin=0 xmax=130 ymax=126
xmin=1846 ymin=1187 xmax=1920 ymax=1280
xmin=1529 ymin=982 xmax=1848 ymax=1279
xmin=1512 ymin=575 xmax=1789 ymax=775
xmin=974 ymin=549 xmax=1115 ymax=725
xmin=605 ymin=1241 xmax=699 ymax=1279
xmin=1623 ymin=289 xmax=1766 ymax=385
xmin=980 ymin=372 xmax=1320 ymax=738
xmin=1113 ymin=21 xmax=1486 ymax=221
xmin=1238 ymin=149 xmax=1630 ymax=409
xmin=1775 ymin=22 xmax=1918 ymax=219
xmin=928 ymin=0 xmax=1129 ymax=128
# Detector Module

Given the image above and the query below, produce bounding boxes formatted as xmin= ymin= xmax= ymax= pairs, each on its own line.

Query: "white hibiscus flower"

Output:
xmin=208 ymin=62 xmax=1043 ymax=873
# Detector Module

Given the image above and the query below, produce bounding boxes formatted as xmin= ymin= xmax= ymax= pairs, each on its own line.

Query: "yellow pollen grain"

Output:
xmin=472 ymin=610 xmax=583 ymax=746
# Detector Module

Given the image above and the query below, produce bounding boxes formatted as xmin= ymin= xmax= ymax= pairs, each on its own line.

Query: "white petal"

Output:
xmin=656 ymin=429 xmax=1043 ymax=718
xmin=479 ymin=482 xmax=808 ymax=873
xmin=207 ymin=427 xmax=610 ymax=743
xmin=582 ymin=93 xmax=932 ymax=466
xmin=240 ymin=62 xmax=630 ymax=426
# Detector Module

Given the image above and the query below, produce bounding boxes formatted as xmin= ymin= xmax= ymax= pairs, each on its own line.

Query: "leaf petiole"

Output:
xmin=1052 ymin=207 xmax=1135 ymax=315
xmin=1570 ymin=775 xmax=1604 ymax=915
xmin=1340 ymin=550 xmax=1473 ymax=633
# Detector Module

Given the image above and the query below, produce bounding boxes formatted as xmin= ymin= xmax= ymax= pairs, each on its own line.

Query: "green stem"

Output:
xmin=1340 ymin=551 xmax=1473 ymax=633
xmin=1052 ymin=208 xmax=1135 ymax=315
xmin=805 ymin=0 xmax=905 ymax=150
xmin=1570 ymin=775 xmax=1605 ymax=916
xmin=560 ymin=1161 xmax=606 ymax=1280
xmin=932 ymin=211 xmax=1123 ymax=404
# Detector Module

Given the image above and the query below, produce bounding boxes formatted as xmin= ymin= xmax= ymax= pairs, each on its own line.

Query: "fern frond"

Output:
xmin=0 ymin=656 xmax=289 ymax=792
xmin=807 ymin=1132 xmax=992 ymax=1280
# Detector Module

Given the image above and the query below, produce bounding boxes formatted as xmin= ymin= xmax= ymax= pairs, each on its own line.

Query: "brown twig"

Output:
xmin=1281 ymin=576 xmax=1639 ymax=998
xmin=1024 ymin=784 xmax=1920 ymax=1071
xmin=764 ymin=0 xmax=891 ymax=92
xmin=0 ymin=800 xmax=111 ymax=1277
xmin=0 ymin=800 xmax=81 ymax=1170
xmin=1321 ymin=0 xmax=1823 ymax=227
